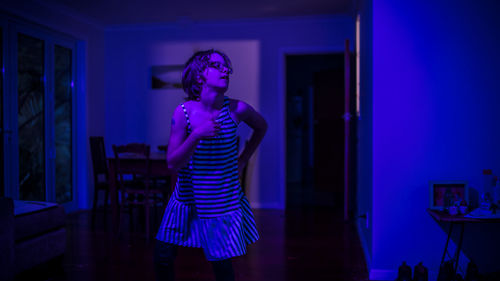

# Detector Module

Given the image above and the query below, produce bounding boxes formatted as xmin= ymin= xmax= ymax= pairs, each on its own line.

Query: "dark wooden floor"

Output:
xmin=16 ymin=205 xmax=369 ymax=281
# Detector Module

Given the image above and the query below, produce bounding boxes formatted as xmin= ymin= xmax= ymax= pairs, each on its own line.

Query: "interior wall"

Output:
xmin=372 ymin=0 xmax=500 ymax=279
xmin=0 ymin=1 xmax=106 ymax=210
xmin=105 ymin=15 xmax=355 ymax=208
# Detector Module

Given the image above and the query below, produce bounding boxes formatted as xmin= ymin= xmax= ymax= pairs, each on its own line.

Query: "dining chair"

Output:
xmin=89 ymin=136 xmax=111 ymax=214
xmin=155 ymin=144 xmax=173 ymax=203
xmin=157 ymin=145 xmax=167 ymax=152
xmin=112 ymin=143 xmax=165 ymax=240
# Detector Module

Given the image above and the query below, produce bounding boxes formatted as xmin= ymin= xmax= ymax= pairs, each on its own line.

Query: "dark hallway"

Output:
xmin=286 ymin=54 xmax=349 ymax=210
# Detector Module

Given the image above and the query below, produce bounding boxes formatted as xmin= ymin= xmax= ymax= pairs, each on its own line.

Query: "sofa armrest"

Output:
xmin=0 ymin=197 xmax=15 ymax=281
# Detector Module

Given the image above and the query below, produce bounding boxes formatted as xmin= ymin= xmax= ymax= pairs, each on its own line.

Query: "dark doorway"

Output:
xmin=0 ymin=27 xmax=3 ymax=197
xmin=285 ymin=54 xmax=346 ymax=210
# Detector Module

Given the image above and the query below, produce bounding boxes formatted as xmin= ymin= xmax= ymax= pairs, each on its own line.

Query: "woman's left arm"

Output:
xmin=233 ymin=100 xmax=268 ymax=178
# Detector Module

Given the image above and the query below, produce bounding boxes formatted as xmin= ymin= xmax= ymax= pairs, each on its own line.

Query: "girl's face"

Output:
xmin=202 ymin=53 xmax=231 ymax=91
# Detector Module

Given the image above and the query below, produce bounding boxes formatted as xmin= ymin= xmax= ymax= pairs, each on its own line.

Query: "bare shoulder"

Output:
xmin=229 ymin=98 xmax=246 ymax=123
xmin=171 ymin=103 xmax=188 ymax=128
xmin=229 ymin=98 xmax=253 ymax=114
xmin=182 ymin=100 xmax=197 ymax=111
xmin=229 ymin=98 xmax=261 ymax=125
xmin=172 ymin=103 xmax=186 ymax=116
xmin=229 ymin=98 xmax=267 ymax=131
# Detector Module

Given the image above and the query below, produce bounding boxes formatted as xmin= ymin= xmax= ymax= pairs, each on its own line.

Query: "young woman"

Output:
xmin=154 ymin=49 xmax=267 ymax=281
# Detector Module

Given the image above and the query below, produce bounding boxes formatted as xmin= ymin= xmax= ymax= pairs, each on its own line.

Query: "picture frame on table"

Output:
xmin=429 ymin=181 xmax=468 ymax=210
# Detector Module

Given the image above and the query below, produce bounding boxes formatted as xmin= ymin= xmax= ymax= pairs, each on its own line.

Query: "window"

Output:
xmin=1 ymin=14 xmax=77 ymax=208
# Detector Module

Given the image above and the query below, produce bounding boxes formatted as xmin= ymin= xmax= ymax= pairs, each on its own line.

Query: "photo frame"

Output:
xmin=151 ymin=65 xmax=184 ymax=90
xmin=429 ymin=181 xmax=468 ymax=210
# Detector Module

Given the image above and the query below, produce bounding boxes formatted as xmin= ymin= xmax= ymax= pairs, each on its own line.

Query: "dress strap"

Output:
xmin=223 ymin=96 xmax=230 ymax=113
xmin=180 ymin=103 xmax=192 ymax=132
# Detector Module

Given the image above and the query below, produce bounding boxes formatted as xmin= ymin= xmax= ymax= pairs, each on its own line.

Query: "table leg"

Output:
xmin=440 ymin=222 xmax=466 ymax=277
xmin=441 ymin=222 xmax=454 ymax=266
xmin=108 ymin=160 xmax=118 ymax=234
xmin=454 ymin=222 xmax=465 ymax=275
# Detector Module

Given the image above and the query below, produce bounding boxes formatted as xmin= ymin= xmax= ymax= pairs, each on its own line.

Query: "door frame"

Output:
xmin=278 ymin=45 xmax=351 ymax=210
xmin=0 ymin=18 xmax=8 ymax=198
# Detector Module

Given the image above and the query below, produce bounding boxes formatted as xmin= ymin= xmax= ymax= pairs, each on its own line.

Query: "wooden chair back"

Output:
xmin=90 ymin=136 xmax=109 ymax=181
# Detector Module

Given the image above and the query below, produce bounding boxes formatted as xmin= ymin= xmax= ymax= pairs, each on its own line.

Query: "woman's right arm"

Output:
xmin=166 ymin=105 xmax=220 ymax=171
xmin=167 ymin=105 xmax=201 ymax=171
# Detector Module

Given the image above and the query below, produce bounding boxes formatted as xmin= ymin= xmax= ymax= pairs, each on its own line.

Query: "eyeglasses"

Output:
xmin=208 ymin=61 xmax=233 ymax=74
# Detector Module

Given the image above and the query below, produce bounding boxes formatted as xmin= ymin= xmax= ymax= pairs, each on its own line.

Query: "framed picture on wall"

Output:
xmin=151 ymin=65 xmax=184 ymax=89
xmin=429 ymin=181 xmax=468 ymax=210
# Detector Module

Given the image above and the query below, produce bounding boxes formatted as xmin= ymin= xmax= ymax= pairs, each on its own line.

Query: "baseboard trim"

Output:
xmin=369 ymin=269 xmax=397 ymax=281
xmin=250 ymin=202 xmax=283 ymax=209
xmin=356 ymin=221 xmax=372 ymax=271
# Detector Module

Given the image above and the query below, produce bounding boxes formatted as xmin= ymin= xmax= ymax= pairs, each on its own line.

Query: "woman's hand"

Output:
xmin=193 ymin=118 xmax=221 ymax=139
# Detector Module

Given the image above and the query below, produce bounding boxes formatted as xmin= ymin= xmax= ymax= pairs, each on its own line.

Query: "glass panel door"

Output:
xmin=54 ymin=44 xmax=73 ymax=203
xmin=17 ymin=33 xmax=45 ymax=201
xmin=1 ymin=14 xmax=77 ymax=208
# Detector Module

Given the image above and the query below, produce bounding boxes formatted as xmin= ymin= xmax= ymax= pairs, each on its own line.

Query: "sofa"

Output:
xmin=0 ymin=197 xmax=66 ymax=280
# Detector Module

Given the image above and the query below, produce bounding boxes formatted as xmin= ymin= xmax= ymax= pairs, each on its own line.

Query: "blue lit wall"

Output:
xmin=372 ymin=0 xmax=500 ymax=278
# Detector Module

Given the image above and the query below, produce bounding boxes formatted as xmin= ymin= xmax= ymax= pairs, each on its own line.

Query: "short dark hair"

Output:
xmin=181 ymin=49 xmax=232 ymax=100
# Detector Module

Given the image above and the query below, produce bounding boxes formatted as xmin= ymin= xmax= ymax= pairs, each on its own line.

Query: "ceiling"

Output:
xmin=37 ymin=0 xmax=356 ymax=26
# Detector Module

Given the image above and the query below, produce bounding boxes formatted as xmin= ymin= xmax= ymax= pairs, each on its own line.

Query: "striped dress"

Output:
xmin=156 ymin=96 xmax=259 ymax=261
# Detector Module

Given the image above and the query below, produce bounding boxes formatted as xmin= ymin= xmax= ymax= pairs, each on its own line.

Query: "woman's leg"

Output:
xmin=211 ymin=259 xmax=235 ymax=281
xmin=154 ymin=240 xmax=178 ymax=281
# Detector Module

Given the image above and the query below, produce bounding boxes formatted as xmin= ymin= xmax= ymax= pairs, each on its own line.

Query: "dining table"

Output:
xmin=107 ymin=151 xmax=176 ymax=233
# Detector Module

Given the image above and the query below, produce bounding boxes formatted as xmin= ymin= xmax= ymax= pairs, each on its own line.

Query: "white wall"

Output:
xmin=105 ymin=15 xmax=355 ymax=208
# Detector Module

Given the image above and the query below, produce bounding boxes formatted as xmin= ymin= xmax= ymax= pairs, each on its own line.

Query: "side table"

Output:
xmin=427 ymin=209 xmax=500 ymax=277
